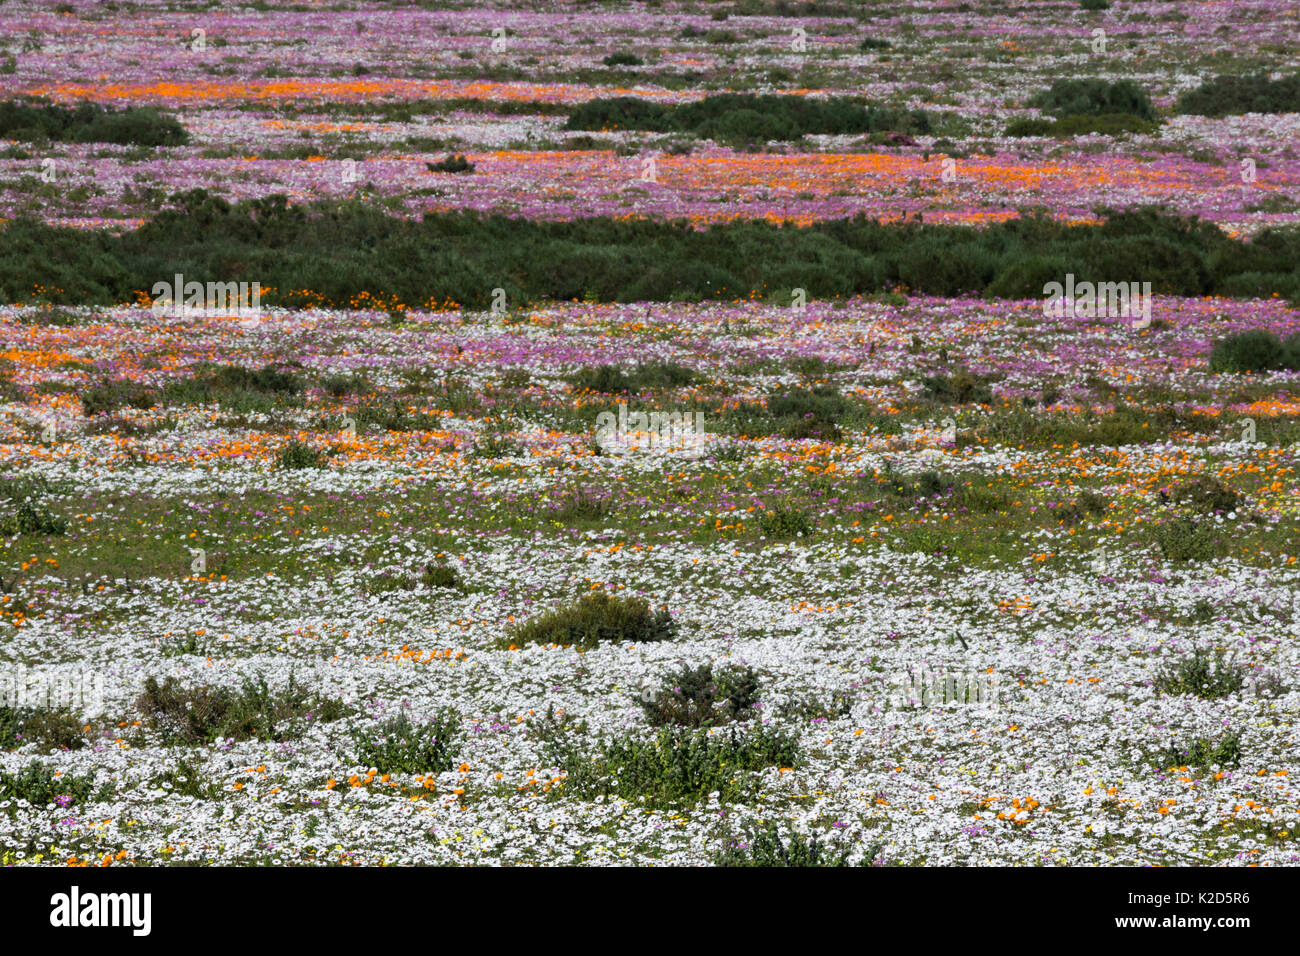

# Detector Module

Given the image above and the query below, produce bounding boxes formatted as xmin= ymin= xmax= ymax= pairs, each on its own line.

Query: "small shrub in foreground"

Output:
xmin=640 ymin=663 xmax=762 ymax=728
xmin=1153 ymin=647 xmax=1247 ymax=700
xmin=508 ymin=591 xmax=677 ymax=650
xmin=352 ymin=708 xmax=461 ymax=775
xmin=714 ymin=820 xmax=875 ymax=867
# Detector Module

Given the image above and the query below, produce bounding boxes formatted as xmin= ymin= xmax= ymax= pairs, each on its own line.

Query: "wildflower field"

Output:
xmin=1 ymin=0 xmax=1298 ymax=870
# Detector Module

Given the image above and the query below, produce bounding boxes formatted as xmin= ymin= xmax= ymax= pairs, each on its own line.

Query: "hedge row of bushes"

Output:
xmin=564 ymin=92 xmax=932 ymax=143
xmin=4 ymin=194 xmax=1300 ymax=308
xmin=0 ymin=99 xmax=188 ymax=146
xmin=1176 ymin=73 xmax=1300 ymax=117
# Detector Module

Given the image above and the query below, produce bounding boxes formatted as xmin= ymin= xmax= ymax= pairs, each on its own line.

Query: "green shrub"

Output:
xmin=549 ymin=723 xmax=799 ymax=808
xmin=0 ymin=706 xmax=85 ymax=751
xmin=366 ymin=562 xmax=466 ymax=595
xmin=1177 ymin=73 xmax=1300 ymax=117
xmin=640 ymin=663 xmax=762 ymax=728
xmin=352 ymin=708 xmax=461 ymax=775
xmin=0 ymin=760 xmax=99 ymax=806
xmin=757 ymin=503 xmax=814 ymax=538
xmin=276 ymin=440 xmax=328 ymax=469
xmin=1208 ymin=330 xmax=1298 ymax=373
xmin=1157 ymin=731 xmax=1241 ymax=771
xmin=602 ymin=53 xmax=643 ymax=66
xmin=1004 ymin=112 xmax=1157 ymax=137
xmin=135 ymin=674 xmax=347 ymax=745
xmin=565 ymin=93 xmax=931 ymax=142
xmin=1155 ymin=517 xmax=1225 ymax=562
xmin=1029 ymin=79 xmax=1156 ymax=122
xmin=922 ymin=370 xmax=993 ymax=405
xmin=1153 ymin=647 xmax=1247 ymax=699
xmin=714 ymin=820 xmax=872 ymax=866
xmin=508 ymin=591 xmax=677 ymax=650
xmin=0 ymin=497 xmax=68 ymax=536
xmin=1169 ymin=475 xmax=1241 ymax=515
xmin=553 ymin=486 xmax=615 ymax=523
xmin=1079 ymin=0 xmax=1109 ymax=8
xmin=81 ymin=379 xmax=156 ymax=416
xmin=0 ymin=99 xmax=187 ymax=146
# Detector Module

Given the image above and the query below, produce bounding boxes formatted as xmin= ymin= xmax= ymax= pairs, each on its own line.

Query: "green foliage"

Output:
xmin=162 ymin=363 xmax=304 ymax=412
xmin=602 ymin=53 xmax=643 ymax=66
xmin=714 ymin=821 xmax=871 ymax=866
xmin=7 ymin=200 xmax=1300 ymax=309
xmin=352 ymin=708 xmax=461 ymax=775
xmin=81 ymin=379 xmax=157 ymax=416
xmin=1079 ymin=0 xmax=1110 ymax=9
xmin=0 ymin=760 xmax=99 ymax=806
xmin=1157 ymin=732 xmax=1241 ymax=772
xmin=1208 ymin=330 xmax=1300 ymax=373
xmin=366 ymin=562 xmax=466 ymax=595
xmin=135 ymin=674 xmax=348 ymax=745
xmin=569 ymin=361 xmax=696 ymax=394
xmin=757 ymin=503 xmax=814 ymax=538
xmin=1155 ymin=517 xmax=1226 ymax=562
xmin=640 ymin=663 xmax=762 ymax=728
xmin=0 ymin=99 xmax=187 ymax=146
xmin=565 ymin=93 xmax=931 ymax=145
xmin=1004 ymin=112 xmax=1157 ymax=137
xmin=922 ymin=370 xmax=994 ymax=405
xmin=0 ymin=706 xmax=85 ymax=752
xmin=1153 ymin=647 xmax=1247 ymax=700
xmin=548 ymin=723 xmax=799 ymax=807
xmin=1169 ymin=475 xmax=1242 ymax=515
xmin=1029 ymin=79 xmax=1156 ymax=122
xmin=508 ymin=591 xmax=677 ymax=650
xmin=275 ymin=440 xmax=329 ymax=470
xmin=0 ymin=497 xmax=68 ymax=536
xmin=1177 ymin=73 xmax=1300 ymax=117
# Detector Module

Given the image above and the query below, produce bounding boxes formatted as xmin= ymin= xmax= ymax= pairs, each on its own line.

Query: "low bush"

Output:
xmin=0 ymin=99 xmax=187 ymax=146
xmin=1156 ymin=731 xmax=1241 ymax=771
xmin=1153 ymin=647 xmax=1247 ymax=699
xmin=640 ymin=663 xmax=762 ymax=727
xmin=548 ymin=723 xmax=799 ymax=807
xmin=135 ymin=674 xmax=348 ymax=745
xmin=1177 ymin=73 xmax=1300 ymax=117
xmin=352 ymin=708 xmax=461 ymax=775
xmin=509 ymin=591 xmax=676 ymax=649
xmin=275 ymin=440 xmax=329 ymax=469
xmin=0 ymin=761 xmax=100 ymax=806
xmin=714 ymin=820 xmax=871 ymax=866
xmin=1029 ymin=79 xmax=1156 ymax=122
xmin=1208 ymin=330 xmax=1300 ymax=373
xmin=0 ymin=706 xmax=85 ymax=752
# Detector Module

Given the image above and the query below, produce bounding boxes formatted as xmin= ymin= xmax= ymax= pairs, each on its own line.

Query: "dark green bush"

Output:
xmin=135 ymin=674 xmax=347 ymax=745
xmin=715 ymin=820 xmax=872 ymax=866
xmin=0 ymin=706 xmax=85 ymax=751
xmin=508 ymin=591 xmax=677 ymax=650
xmin=1004 ymin=112 xmax=1157 ymax=137
xmin=7 ymin=200 xmax=1300 ymax=309
xmin=0 ymin=760 xmax=99 ymax=806
xmin=601 ymin=53 xmax=643 ymax=67
xmin=757 ymin=503 xmax=814 ymax=538
xmin=1169 ymin=475 xmax=1241 ymax=515
xmin=641 ymin=662 xmax=762 ymax=728
xmin=1029 ymin=79 xmax=1156 ymax=122
xmin=1153 ymin=647 xmax=1246 ymax=700
xmin=565 ymin=93 xmax=931 ymax=143
xmin=1208 ymin=329 xmax=1299 ymax=373
xmin=81 ymin=379 xmax=157 ymax=416
xmin=0 ymin=99 xmax=187 ymax=146
xmin=1155 ymin=517 xmax=1225 ymax=562
xmin=352 ymin=709 xmax=461 ymax=775
xmin=549 ymin=723 xmax=799 ymax=808
xmin=275 ymin=440 xmax=328 ymax=469
xmin=1177 ymin=73 xmax=1300 ymax=117
xmin=1157 ymin=731 xmax=1241 ymax=771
